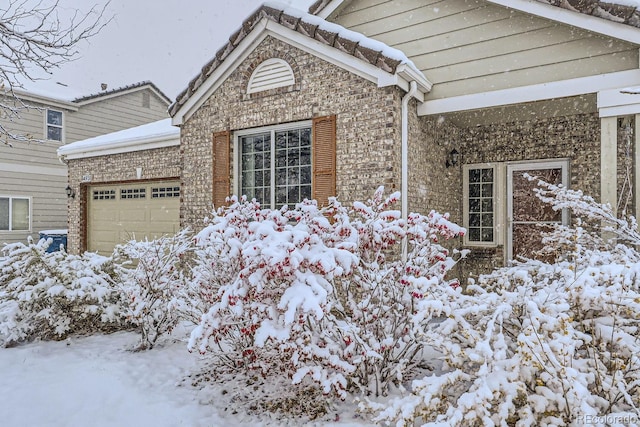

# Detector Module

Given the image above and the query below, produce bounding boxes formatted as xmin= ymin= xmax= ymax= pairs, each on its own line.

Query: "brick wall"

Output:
xmin=180 ymin=36 xmax=404 ymax=231
xmin=455 ymin=113 xmax=602 ymax=280
xmin=65 ymin=146 xmax=181 ymax=253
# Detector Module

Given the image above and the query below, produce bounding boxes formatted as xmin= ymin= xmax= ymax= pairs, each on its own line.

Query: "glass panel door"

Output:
xmin=507 ymin=162 xmax=567 ymax=260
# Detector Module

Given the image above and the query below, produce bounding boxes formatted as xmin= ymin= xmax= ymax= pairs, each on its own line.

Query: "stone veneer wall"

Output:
xmin=409 ymin=108 xmax=463 ymax=218
xmin=409 ymin=112 xmax=466 ymax=279
xmin=179 ymin=36 xmax=403 ymax=231
xmin=65 ymin=145 xmax=181 ymax=254
xmin=456 ymin=113 xmax=601 ymax=280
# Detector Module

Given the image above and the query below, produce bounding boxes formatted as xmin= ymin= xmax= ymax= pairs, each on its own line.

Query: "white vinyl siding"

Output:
xmin=65 ymin=90 xmax=169 ymax=142
xmin=333 ymin=0 xmax=639 ymax=99
xmin=247 ymin=59 xmax=296 ymax=94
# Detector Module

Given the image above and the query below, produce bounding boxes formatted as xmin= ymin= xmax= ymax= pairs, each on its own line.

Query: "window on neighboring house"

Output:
xmin=463 ymin=165 xmax=497 ymax=245
xmin=237 ymin=123 xmax=312 ymax=208
xmin=46 ymin=109 xmax=63 ymax=141
xmin=0 ymin=196 xmax=31 ymax=231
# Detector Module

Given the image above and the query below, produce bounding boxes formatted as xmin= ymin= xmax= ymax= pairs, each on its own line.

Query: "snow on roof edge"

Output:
xmin=57 ymin=118 xmax=179 ymax=159
xmin=264 ymin=1 xmax=415 ymax=66
xmin=169 ymin=2 xmax=426 ymax=117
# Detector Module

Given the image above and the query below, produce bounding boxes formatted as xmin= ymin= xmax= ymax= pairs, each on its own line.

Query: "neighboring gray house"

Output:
xmin=0 ymin=82 xmax=170 ymax=246
xmin=61 ymin=1 xmax=640 ymax=278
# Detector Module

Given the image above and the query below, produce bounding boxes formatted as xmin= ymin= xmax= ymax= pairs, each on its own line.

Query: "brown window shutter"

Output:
xmin=312 ymin=115 xmax=336 ymax=207
xmin=212 ymin=130 xmax=231 ymax=208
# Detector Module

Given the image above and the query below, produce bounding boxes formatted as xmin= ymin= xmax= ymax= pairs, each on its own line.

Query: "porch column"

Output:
xmin=601 ymin=116 xmax=617 ymax=217
xmin=636 ymin=114 xmax=640 ymax=222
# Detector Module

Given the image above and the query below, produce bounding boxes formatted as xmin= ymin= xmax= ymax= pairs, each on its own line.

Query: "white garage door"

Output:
xmin=87 ymin=181 xmax=180 ymax=255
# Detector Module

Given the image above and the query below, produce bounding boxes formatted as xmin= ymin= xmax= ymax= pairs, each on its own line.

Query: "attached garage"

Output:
xmin=57 ymin=119 xmax=182 ymax=255
xmin=87 ymin=181 xmax=180 ymax=254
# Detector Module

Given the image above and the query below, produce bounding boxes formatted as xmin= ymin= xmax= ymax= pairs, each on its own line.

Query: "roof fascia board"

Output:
xmin=172 ymin=20 xmax=270 ymax=126
xmin=418 ymin=69 xmax=640 ymax=116
xmin=264 ymin=23 xmax=431 ymax=101
xmin=74 ymin=85 xmax=170 ymax=106
xmin=9 ymin=90 xmax=79 ymax=111
xmin=173 ymin=18 xmax=429 ymax=125
xmin=58 ymin=134 xmax=180 ymax=160
xmin=599 ymin=104 xmax=640 ymax=117
xmin=266 ymin=21 xmax=397 ymax=85
xmin=316 ymin=0 xmax=348 ymax=19
xmin=486 ymin=0 xmax=640 ymax=44
xmin=598 ymin=86 xmax=640 ymax=117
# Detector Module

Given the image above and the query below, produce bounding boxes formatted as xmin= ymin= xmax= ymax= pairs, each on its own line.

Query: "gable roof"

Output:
xmin=168 ymin=2 xmax=431 ymax=122
xmin=8 ymin=81 xmax=171 ymax=111
xmin=72 ymin=81 xmax=171 ymax=106
xmin=309 ymin=0 xmax=640 ymax=29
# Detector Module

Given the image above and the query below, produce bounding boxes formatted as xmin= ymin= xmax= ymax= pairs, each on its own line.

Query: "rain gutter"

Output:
xmin=401 ymin=80 xmax=418 ymax=262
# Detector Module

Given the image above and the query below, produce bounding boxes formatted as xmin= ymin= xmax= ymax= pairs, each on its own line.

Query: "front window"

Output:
xmin=464 ymin=165 xmax=496 ymax=245
xmin=0 ymin=196 xmax=31 ymax=231
xmin=46 ymin=109 xmax=63 ymax=141
xmin=237 ymin=123 xmax=312 ymax=208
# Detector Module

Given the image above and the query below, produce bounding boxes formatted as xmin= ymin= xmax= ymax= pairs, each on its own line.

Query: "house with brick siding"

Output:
xmin=62 ymin=0 xmax=640 ymax=278
xmin=2 ymin=82 xmax=170 ymax=248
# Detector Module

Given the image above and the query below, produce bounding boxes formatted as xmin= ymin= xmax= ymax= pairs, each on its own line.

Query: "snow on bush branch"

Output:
xmin=368 ymin=179 xmax=640 ymax=426
xmin=0 ymin=238 xmax=128 ymax=346
xmin=112 ymin=229 xmax=193 ymax=350
xmin=188 ymin=187 xmax=466 ymax=400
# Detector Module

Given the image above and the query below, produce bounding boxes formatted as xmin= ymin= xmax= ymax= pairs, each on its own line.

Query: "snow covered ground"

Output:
xmin=0 ymin=326 xmax=368 ymax=427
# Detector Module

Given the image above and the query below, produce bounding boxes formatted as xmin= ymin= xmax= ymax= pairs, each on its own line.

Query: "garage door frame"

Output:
xmin=80 ymin=177 xmax=181 ymax=253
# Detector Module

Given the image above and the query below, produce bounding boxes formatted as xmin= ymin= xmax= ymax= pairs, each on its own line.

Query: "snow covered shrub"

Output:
xmin=0 ymin=238 xmax=127 ymax=346
xmin=113 ymin=229 xmax=193 ymax=350
xmin=188 ymin=188 xmax=465 ymax=405
xmin=189 ymin=196 xmax=358 ymax=399
xmin=369 ymin=179 xmax=640 ymax=427
xmin=326 ymin=189 xmax=466 ymax=397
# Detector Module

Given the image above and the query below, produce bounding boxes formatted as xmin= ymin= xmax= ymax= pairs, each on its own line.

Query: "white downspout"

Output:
xmin=401 ymin=81 xmax=418 ymax=262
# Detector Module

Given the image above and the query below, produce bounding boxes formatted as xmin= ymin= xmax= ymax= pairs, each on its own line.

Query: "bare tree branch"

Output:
xmin=0 ymin=0 xmax=112 ymax=144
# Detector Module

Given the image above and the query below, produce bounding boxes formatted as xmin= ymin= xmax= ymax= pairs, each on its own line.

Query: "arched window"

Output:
xmin=247 ymin=58 xmax=295 ymax=94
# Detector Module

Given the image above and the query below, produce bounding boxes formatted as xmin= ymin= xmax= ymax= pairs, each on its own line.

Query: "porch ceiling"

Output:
xmin=442 ymin=94 xmax=598 ymax=128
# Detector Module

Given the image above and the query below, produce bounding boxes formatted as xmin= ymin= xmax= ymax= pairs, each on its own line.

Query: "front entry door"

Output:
xmin=507 ymin=161 xmax=568 ymax=261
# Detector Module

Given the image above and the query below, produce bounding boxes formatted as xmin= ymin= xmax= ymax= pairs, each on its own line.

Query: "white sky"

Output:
xmin=22 ymin=0 xmax=316 ymax=101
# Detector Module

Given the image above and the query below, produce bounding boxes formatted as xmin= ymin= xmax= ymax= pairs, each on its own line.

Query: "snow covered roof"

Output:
xmin=309 ymin=0 xmax=640 ymax=29
xmin=168 ymin=2 xmax=428 ymax=119
xmin=535 ymin=0 xmax=640 ymax=27
xmin=57 ymin=118 xmax=179 ymax=160
xmin=73 ymin=81 xmax=171 ymax=105
xmin=10 ymin=81 xmax=170 ymax=108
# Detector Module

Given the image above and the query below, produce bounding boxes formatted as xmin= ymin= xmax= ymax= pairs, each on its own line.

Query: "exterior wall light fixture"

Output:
xmin=446 ymin=148 xmax=459 ymax=168
xmin=65 ymin=185 xmax=75 ymax=198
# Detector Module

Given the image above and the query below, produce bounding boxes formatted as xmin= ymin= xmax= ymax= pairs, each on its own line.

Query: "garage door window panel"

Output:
xmin=152 ymin=187 xmax=180 ymax=198
xmin=93 ymin=190 xmax=116 ymax=200
xmin=121 ymin=188 xmax=146 ymax=199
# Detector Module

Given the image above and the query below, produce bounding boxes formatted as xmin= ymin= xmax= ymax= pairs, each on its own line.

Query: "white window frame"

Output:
xmin=463 ymin=163 xmax=504 ymax=247
xmin=233 ymin=120 xmax=312 ymax=209
xmin=0 ymin=195 xmax=32 ymax=232
xmin=45 ymin=108 xmax=64 ymax=142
